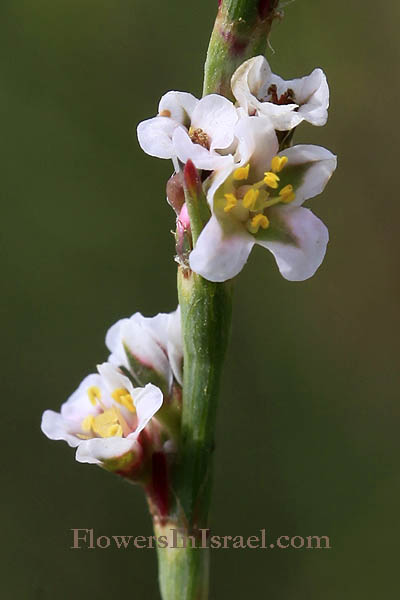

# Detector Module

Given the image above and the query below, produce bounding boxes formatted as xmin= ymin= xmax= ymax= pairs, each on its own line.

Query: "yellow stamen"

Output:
xmin=224 ymin=193 xmax=238 ymax=213
xmin=91 ymin=407 xmax=121 ymax=438
xmin=263 ymin=172 xmax=280 ymax=189
xmin=279 ymin=184 xmax=296 ymax=204
xmin=242 ymin=188 xmax=259 ymax=211
xmin=112 ymin=388 xmax=136 ymax=413
xmin=76 ymin=433 xmax=91 ymax=440
xmin=87 ymin=386 xmax=101 ymax=406
xmin=108 ymin=424 xmax=123 ymax=437
xmin=159 ymin=109 xmax=171 ymax=117
xmin=233 ymin=164 xmax=250 ymax=181
xmin=247 ymin=213 xmax=270 ymax=234
xmin=81 ymin=415 xmax=94 ymax=432
xmin=271 ymin=155 xmax=288 ymax=173
xmin=113 ymin=405 xmax=131 ymax=437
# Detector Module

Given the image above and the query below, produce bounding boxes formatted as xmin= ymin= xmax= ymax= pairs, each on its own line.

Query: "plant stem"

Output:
xmin=154 ymin=522 xmax=210 ymax=600
xmin=176 ymin=268 xmax=232 ymax=527
xmin=203 ymin=0 xmax=280 ymax=98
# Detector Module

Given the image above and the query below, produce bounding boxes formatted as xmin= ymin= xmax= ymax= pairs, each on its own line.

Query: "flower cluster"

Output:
xmin=137 ymin=56 xmax=336 ymax=282
xmin=41 ymin=309 xmax=182 ymax=495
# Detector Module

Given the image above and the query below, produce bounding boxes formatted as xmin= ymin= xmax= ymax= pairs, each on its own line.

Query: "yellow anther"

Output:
xmin=271 ymin=155 xmax=288 ymax=173
xmin=91 ymin=407 xmax=120 ymax=438
xmin=279 ymin=184 xmax=296 ymax=204
xmin=108 ymin=424 xmax=123 ymax=437
xmin=263 ymin=172 xmax=280 ymax=189
xmin=112 ymin=388 xmax=135 ymax=413
xmin=247 ymin=213 xmax=270 ymax=234
xmin=87 ymin=386 xmax=101 ymax=406
xmin=81 ymin=415 xmax=94 ymax=432
xmin=242 ymin=188 xmax=259 ymax=210
xmin=224 ymin=193 xmax=238 ymax=213
xmin=159 ymin=109 xmax=171 ymax=117
xmin=233 ymin=164 xmax=250 ymax=181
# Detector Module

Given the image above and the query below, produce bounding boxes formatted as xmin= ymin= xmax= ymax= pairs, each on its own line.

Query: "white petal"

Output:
xmin=105 ymin=318 xmax=130 ymax=370
xmin=61 ymin=373 xmax=106 ymax=420
xmin=41 ymin=410 xmax=81 ymax=448
xmin=158 ymin=91 xmax=198 ymax=125
xmin=269 ymin=68 xmax=329 ymax=127
xmin=231 ymin=55 xmax=272 ymax=113
xmin=256 ymin=102 xmax=300 ymax=131
xmin=173 ymin=127 xmax=232 ymax=171
xmin=189 ymin=215 xmax=254 ymax=282
xmin=133 ymin=383 xmax=163 ymax=434
xmin=106 ymin=316 xmax=172 ymax=387
xmin=97 ymin=363 xmax=134 ymax=395
xmin=205 ymin=159 xmax=235 ymax=207
xmin=232 ymin=56 xmax=329 ymax=130
xmin=140 ymin=312 xmax=170 ymax=352
xmin=137 ymin=116 xmax=181 ymax=159
xmin=278 ymin=145 xmax=337 ymax=206
xmin=257 ymin=206 xmax=329 ymax=281
xmin=75 ymin=436 xmax=138 ymax=465
xmin=191 ymin=94 xmax=238 ymax=151
xmin=166 ymin=307 xmax=183 ymax=385
xmin=235 ymin=114 xmax=279 ymax=180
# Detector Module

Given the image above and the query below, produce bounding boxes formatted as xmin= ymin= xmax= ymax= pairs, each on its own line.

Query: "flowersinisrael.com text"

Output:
xmin=70 ymin=529 xmax=331 ymax=550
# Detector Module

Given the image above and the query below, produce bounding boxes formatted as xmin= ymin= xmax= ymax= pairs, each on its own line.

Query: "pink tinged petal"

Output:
xmin=256 ymin=206 xmax=329 ymax=281
xmin=75 ymin=436 xmax=138 ymax=465
xmin=137 ymin=116 xmax=181 ymax=159
xmin=158 ymin=91 xmax=198 ymax=125
xmin=278 ymin=145 xmax=337 ymax=207
xmin=173 ymin=127 xmax=232 ymax=171
xmin=133 ymin=384 xmax=163 ymax=435
xmin=178 ymin=203 xmax=190 ymax=229
xmin=190 ymin=94 xmax=238 ymax=151
xmin=189 ymin=215 xmax=254 ymax=282
xmin=41 ymin=410 xmax=82 ymax=448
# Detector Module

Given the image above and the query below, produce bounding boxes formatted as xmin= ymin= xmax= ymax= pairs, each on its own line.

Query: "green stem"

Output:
xmin=155 ymin=271 xmax=232 ymax=600
xmin=176 ymin=268 xmax=232 ymax=526
xmin=203 ymin=0 xmax=280 ymax=98
xmin=155 ymin=522 xmax=210 ymax=600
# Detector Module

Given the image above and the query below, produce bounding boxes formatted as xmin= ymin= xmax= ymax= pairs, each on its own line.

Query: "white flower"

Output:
xmin=231 ymin=56 xmax=329 ymax=131
xmin=41 ymin=363 xmax=163 ymax=466
xmin=137 ymin=91 xmax=238 ymax=171
xmin=106 ymin=307 xmax=183 ymax=388
xmin=189 ymin=115 xmax=337 ymax=282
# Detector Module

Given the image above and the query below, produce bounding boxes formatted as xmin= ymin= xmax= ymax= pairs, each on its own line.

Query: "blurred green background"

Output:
xmin=2 ymin=0 xmax=399 ymax=597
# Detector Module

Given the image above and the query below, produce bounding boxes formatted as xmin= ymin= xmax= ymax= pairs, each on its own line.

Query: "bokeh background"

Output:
xmin=2 ymin=0 xmax=399 ymax=597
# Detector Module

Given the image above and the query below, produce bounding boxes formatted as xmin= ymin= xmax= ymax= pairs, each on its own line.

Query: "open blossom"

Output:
xmin=137 ymin=91 xmax=238 ymax=171
xmin=189 ymin=115 xmax=337 ymax=282
xmin=106 ymin=307 xmax=183 ymax=389
xmin=231 ymin=56 xmax=329 ymax=131
xmin=41 ymin=363 xmax=163 ymax=467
